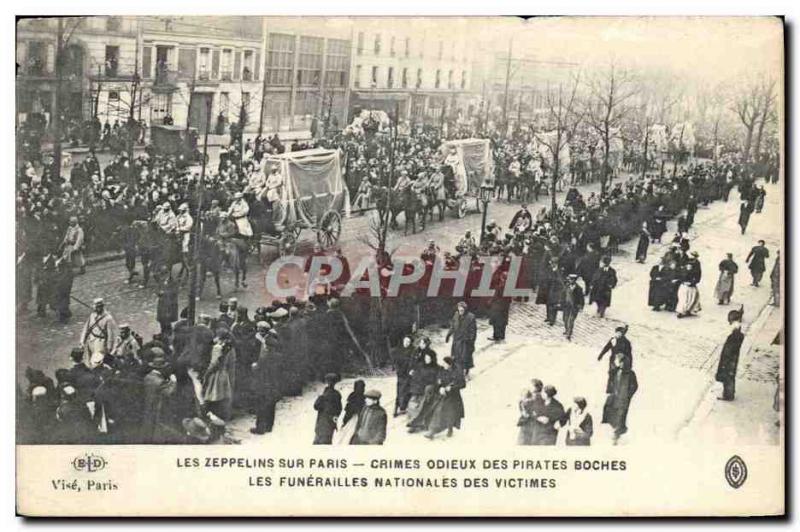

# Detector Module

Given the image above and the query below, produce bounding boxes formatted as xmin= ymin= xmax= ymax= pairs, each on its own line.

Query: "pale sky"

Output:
xmin=474 ymin=16 xmax=783 ymax=84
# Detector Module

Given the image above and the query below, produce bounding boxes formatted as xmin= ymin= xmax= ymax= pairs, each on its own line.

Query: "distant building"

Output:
xmin=16 ymin=16 xmax=139 ymax=127
xmin=349 ymin=19 xmax=476 ymax=124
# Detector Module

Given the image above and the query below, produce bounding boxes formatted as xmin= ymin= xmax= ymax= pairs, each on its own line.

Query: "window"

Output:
xmin=221 ymin=48 xmax=233 ymax=80
xmin=390 ymin=36 xmax=395 ymax=57
xmin=461 ymin=70 xmax=467 ymax=89
xmin=387 ymin=67 xmax=394 ymax=89
xmin=297 ymin=36 xmax=323 ymax=86
xmin=106 ymin=16 xmax=121 ymax=32
xmin=151 ymin=92 xmax=172 ymax=123
xmin=401 ymin=67 xmax=408 ymax=88
xmin=324 ymin=38 xmax=349 ymax=87
xmin=374 ymin=34 xmax=381 ymax=55
xmin=357 ymin=32 xmax=364 ymax=55
xmin=198 ymin=48 xmax=211 ymax=80
xmin=354 ymin=65 xmax=361 ymax=88
xmin=404 ymin=37 xmax=410 ymax=58
xmin=64 ymin=45 xmax=83 ymax=78
xmin=108 ymin=91 xmax=120 ymax=101
xmin=371 ymin=66 xmax=379 ymax=87
xmin=242 ymin=49 xmax=254 ymax=81
xmin=105 ymin=45 xmax=119 ymax=77
xmin=448 ymin=70 xmax=453 ymax=89
xmin=219 ymin=92 xmax=229 ymax=120
xmin=26 ymin=41 xmax=47 ymax=75
xmin=267 ymin=33 xmax=295 ymax=86
xmin=435 ymin=69 xmax=441 ymax=89
xmin=416 ymin=68 xmax=422 ymax=89
xmin=438 ymin=40 xmax=443 ymax=60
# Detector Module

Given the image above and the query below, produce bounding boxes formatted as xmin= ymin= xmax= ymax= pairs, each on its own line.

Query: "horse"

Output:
xmin=215 ymin=218 xmax=249 ymax=290
xmin=373 ymin=185 xmax=406 ymax=230
xmin=197 ymin=235 xmax=223 ymax=300
xmin=425 ymin=178 xmax=448 ymax=222
xmin=131 ymin=220 xmax=183 ymax=288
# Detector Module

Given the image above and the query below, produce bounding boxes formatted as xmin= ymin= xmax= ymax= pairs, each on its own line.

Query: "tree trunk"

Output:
xmin=641 ymin=129 xmax=649 ymax=180
xmin=52 ymin=18 xmax=64 ymax=182
xmin=601 ymin=132 xmax=610 ymax=196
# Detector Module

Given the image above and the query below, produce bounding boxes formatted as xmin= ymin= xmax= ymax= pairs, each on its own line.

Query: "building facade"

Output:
xmin=16 ymin=16 xmax=355 ymax=139
xmin=16 ymin=16 xmax=140 ymax=128
xmin=349 ymin=18 xmax=477 ymax=124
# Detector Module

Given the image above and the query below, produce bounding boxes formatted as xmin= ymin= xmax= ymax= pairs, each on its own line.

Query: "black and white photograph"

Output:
xmin=12 ymin=12 xmax=785 ymax=517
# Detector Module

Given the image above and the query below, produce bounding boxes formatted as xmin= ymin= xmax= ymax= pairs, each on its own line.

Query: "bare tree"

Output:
xmin=530 ymin=73 xmax=583 ymax=218
xmin=752 ymin=77 xmax=777 ymax=166
xmin=732 ymin=75 xmax=773 ymax=165
xmin=584 ymin=62 xmax=638 ymax=195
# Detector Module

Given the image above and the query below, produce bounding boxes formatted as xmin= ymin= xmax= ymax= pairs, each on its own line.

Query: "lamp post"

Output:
xmin=479 ymin=180 xmax=495 ymax=243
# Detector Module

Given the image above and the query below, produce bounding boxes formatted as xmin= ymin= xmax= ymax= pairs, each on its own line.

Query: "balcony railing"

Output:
xmin=155 ymin=68 xmax=179 ymax=85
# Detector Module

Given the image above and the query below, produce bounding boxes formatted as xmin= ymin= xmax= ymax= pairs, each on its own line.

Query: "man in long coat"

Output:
xmin=156 ymin=276 xmax=179 ymax=335
xmin=61 ymin=216 xmax=86 ymax=274
xmin=488 ymin=288 xmax=512 ymax=341
xmin=80 ymin=298 xmax=118 ymax=369
xmin=390 ymin=336 xmax=415 ymax=416
xmin=351 ymin=390 xmax=388 ymax=445
xmin=313 ymin=373 xmax=342 ymax=444
xmin=561 ymin=274 xmax=585 ymax=341
xmin=251 ymin=324 xmax=282 ymax=434
xmin=746 ymin=240 xmax=770 ymax=287
xmin=446 ymin=302 xmax=477 ymax=378
xmin=589 ymin=256 xmax=618 ymax=318
xmin=141 ymin=351 xmax=177 ymax=443
xmin=227 ymin=192 xmax=253 ymax=237
xmin=715 ymin=320 xmax=745 ymax=401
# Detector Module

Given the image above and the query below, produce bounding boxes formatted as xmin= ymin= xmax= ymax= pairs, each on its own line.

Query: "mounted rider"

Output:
xmin=393 ymin=169 xmax=413 ymax=192
xmin=227 ymin=192 xmax=253 ymax=237
xmin=154 ymin=201 xmax=178 ymax=234
xmin=176 ymin=203 xmax=194 ymax=254
xmin=263 ymin=164 xmax=284 ymax=210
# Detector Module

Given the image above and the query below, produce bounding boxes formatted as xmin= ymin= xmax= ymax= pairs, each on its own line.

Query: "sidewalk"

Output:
xmin=677 ymin=302 xmax=782 ymax=445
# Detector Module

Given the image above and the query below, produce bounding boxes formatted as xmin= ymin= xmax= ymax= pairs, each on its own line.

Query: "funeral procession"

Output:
xmin=15 ymin=16 xmax=783 ymax=448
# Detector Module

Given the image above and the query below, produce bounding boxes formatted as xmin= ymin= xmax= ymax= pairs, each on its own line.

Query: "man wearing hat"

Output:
xmin=60 ymin=215 xmax=85 ymax=274
xmin=562 ymin=274 xmax=585 ymax=341
xmin=589 ymin=256 xmax=618 ymax=318
xmin=598 ymin=325 xmax=633 ymax=391
xmin=263 ymin=164 xmax=284 ymax=210
xmin=251 ymin=321 xmax=282 ymax=434
xmin=227 ymin=192 xmax=253 ymax=237
xmin=350 ymin=389 xmax=388 ymax=445
xmin=745 ymin=240 xmax=770 ymax=287
xmin=715 ymin=312 xmax=745 ymax=401
xmin=313 ymin=373 xmax=342 ymax=444
xmin=446 ymin=301 xmax=477 ymax=378
xmin=141 ymin=349 xmax=178 ymax=443
xmin=154 ymin=202 xmax=178 ymax=234
xmin=80 ymin=298 xmax=118 ymax=369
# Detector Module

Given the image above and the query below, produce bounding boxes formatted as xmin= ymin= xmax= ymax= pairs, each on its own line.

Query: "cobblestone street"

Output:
xmin=16 ymin=175 xmax=782 ymax=447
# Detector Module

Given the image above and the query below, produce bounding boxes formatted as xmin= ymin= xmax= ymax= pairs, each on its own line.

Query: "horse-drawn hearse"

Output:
xmin=255 ymin=148 xmax=349 ymax=257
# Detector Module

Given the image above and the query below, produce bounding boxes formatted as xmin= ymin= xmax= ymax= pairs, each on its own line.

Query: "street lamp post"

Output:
xmin=479 ymin=181 xmax=495 ymax=243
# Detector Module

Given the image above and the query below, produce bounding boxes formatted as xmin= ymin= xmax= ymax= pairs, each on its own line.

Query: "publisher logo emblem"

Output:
xmin=72 ymin=454 xmax=107 ymax=473
xmin=724 ymin=455 xmax=747 ymax=489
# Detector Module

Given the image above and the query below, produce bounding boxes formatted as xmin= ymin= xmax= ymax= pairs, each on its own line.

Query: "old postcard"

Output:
xmin=14 ymin=15 xmax=784 ymax=516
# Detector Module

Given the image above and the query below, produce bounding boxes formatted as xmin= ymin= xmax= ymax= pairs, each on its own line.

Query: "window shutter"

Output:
xmin=211 ymin=49 xmax=220 ymax=79
xmin=233 ymin=50 xmax=241 ymax=80
xmin=254 ymin=51 xmax=261 ymax=81
xmin=142 ymin=46 xmax=152 ymax=78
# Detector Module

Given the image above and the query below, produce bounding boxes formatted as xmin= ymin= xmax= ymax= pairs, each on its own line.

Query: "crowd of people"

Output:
xmin=17 ymin=108 xmax=781 ymax=446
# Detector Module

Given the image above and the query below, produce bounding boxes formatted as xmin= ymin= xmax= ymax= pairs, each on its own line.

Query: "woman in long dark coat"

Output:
xmin=648 ymin=263 xmax=668 ymax=310
xmin=602 ymin=353 xmax=638 ymax=443
xmin=533 ymin=385 xmax=565 ymax=445
xmin=516 ymin=380 xmax=544 ymax=445
xmin=635 ymin=222 xmax=650 ymax=263
xmin=313 ymin=373 xmax=342 ymax=444
xmin=406 ymin=349 xmax=439 ymax=425
xmin=424 ymin=357 xmax=466 ymax=439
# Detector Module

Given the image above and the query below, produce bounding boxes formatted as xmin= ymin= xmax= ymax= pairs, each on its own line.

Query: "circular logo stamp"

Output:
xmin=724 ymin=455 xmax=748 ymax=489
